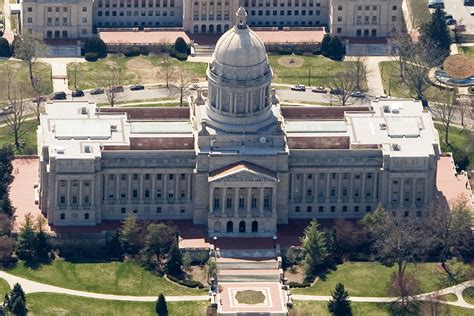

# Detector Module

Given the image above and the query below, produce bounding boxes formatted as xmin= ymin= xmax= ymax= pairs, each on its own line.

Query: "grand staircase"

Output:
xmin=217 ymin=257 xmax=282 ymax=283
xmin=192 ymin=44 xmax=215 ymax=57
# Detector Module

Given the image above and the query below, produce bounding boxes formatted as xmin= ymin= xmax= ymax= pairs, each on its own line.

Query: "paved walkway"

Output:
xmin=38 ymin=57 xmax=86 ymax=93
xmin=0 ymin=270 xmax=473 ymax=308
xmin=0 ymin=271 xmax=208 ymax=302
xmin=346 ymin=56 xmax=391 ymax=96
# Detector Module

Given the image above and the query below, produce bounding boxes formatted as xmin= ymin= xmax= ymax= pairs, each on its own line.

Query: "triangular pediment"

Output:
xmin=209 ymin=161 xmax=278 ymax=183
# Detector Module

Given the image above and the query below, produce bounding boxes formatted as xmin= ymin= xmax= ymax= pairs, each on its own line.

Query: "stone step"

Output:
xmin=217 ymin=271 xmax=281 ymax=283
xmin=217 ymin=260 xmax=279 ymax=270
xmin=219 ymin=248 xmax=276 ymax=259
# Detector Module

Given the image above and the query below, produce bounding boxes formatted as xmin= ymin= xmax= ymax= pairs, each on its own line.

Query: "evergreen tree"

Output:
xmin=300 ymin=220 xmax=328 ymax=278
xmin=11 ymin=296 xmax=26 ymax=316
xmin=84 ymin=38 xmax=107 ymax=58
xmin=156 ymin=293 xmax=168 ymax=316
xmin=5 ymin=283 xmax=27 ymax=316
xmin=0 ymin=38 xmax=11 ymax=58
xmin=321 ymin=34 xmax=332 ymax=57
xmin=118 ymin=214 xmax=141 ymax=255
xmin=174 ymin=37 xmax=188 ymax=55
xmin=324 ymin=229 xmax=341 ymax=268
xmin=327 ymin=283 xmax=352 ymax=316
xmin=166 ymin=241 xmax=183 ymax=276
xmin=16 ymin=214 xmax=36 ymax=261
xmin=419 ymin=7 xmax=451 ymax=59
xmin=328 ymin=36 xmax=344 ymax=61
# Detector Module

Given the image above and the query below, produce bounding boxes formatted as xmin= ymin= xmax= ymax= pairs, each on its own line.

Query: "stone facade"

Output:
xmin=37 ymin=9 xmax=440 ymax=237
xmin=21 ymin=0 xmax=93 ymax=40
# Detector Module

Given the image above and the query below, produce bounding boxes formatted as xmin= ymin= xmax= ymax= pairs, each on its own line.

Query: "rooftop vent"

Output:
xmin=84 ymin=145 xmax=92 ymax=153
xmin=80 ymin=107 xmax=88 ymax=115
xmin=380 ymin=123 xmax=387 ymax=130
xmin=383 ymin=105 xmax=390 ymax=113
xmin=55 ymin=147 xmax=65 ymax=154
xmin=110 ymin=124 xmax=118 ymax=132
xmin=392 ymin=144 xmax=401 ymax=151
xmin=391 ymin=104 xmax=401 ymax=114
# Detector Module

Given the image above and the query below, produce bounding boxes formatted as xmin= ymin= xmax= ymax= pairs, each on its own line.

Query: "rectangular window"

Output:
xmin=169 ymin=174 xmax=174 ymax=180
xmin=121 ymin=207 xmax=126 ymax=213
xmin=251 ymin=196 xmax=257 ymax=208
xmin=214 ymin=198 xmax=220 ymax=209
xmin=318 ymin=206 xmax=324 ymax=212
xmin=60 ymin=213 xmax=65 ymax=220
xmin=264 ymin=196 xmax=270 ymax=208
xmin=330 ymin=206 xmax=335 ymax=212
xmin=180 ymin=174 xmax=186 ymax=180
xmin=132 ymin=190 xmax=138 ymax=198
xmin=156 ymin=174 xmax=162 ymax=180
xmin=157 ymin=207 xmax=162 ymax=213
xmin=342 ymin=206 xmax=347 ymax=212
xmin=239 ymin=197 xmax=245 ymax=208
xmin=366 ymin=206 xmax=372 ymax=212
xmin=295 ymin=206 xmax=300 ymax=213
xmin=145 ymin=174 xmax=150 ymax=180
xmin=307 ymin=206 xmax=312 ymax=213
xmin=84 ymin=213 xmax=89 ymax=220
xmin=226 ymin=197 xmax=232 ymax=208
xmin=144 ymin=190 xmax=150 ymax=198
xmin=354 ymin=206 xmax=359 ymax=212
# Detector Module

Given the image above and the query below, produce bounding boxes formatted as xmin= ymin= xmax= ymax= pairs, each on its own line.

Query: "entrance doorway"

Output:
xmin=239 ymin=221 xmax=246 ymax=233
xmin=226 ymin=221 xmax=233 ymax=233
xmin=251 ymin=221 xmax=258 ymax=232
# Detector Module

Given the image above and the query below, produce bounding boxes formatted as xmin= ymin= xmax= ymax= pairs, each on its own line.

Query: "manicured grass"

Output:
xmin=462 ymin=287 xmax=474 ymax=305
xmin=292 ymin=262 xmax=459 ymax=297
xmin=435 ymin=123 xmax=474 ymax=170
xmin=0 ymin=278 xmax=10 ymax=298
xmin=438 ymin=293 xmax=458 ymax=302
xmin=0 ymin=60 xmax=53 ymax=100
xmin=292 ymin=301 xmax=474 ymax=316
xmin=459 ymin=46 xmax=474 ymax=58
xmin=27 ymin=293 xmax=208 ymax=316
xmin=406 ymin=0 xmax=430 ymax=28
xmin=124 ymin=102 xmax=182 ymax=107
xmin=0 ymin=119 xmax=38 ymax=155
xmin=67 ymin=56 xmax=207 ymax=90
xmin=379 ymin=61 xmax=450 ymax=101
xmin=235 ymin=290 xmax=266 ymax=304
xmin=8 ymin=260 xmax=204 ymax=296
xmin=268 ymin=54 xmax=348 ymax=86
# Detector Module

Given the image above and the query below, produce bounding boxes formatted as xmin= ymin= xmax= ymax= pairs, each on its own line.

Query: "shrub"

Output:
xmin=124 ymin=46 xmax=140 ymax=57
xmin=288 ymin=281 xmax=311 ymax=288
xmin=0 ymin=30 xmax=4 ymax=37
xmin=278 ymin=45 xmax=293 ymax=55
xmin=328 ymin=36 xmax=344 ymax=61
xmin=167 ymin=274 xmax=204 ymax=288
xmin=84 ymin=38 xmax=107 ymax=59
xmin=139 ymin=46 xmax=149 ymax=56
xmin=174 ymin=37 xmax=188 ymax=55
xmin=85 ymin=52 xmax=98 ymax=62
xmin=170 ymin=49 xmax=188 ymax=61
xmin=0 ymin=37 xmax=11 ymax=58
xmin=321 ymin=34 xmax=331 ymax=57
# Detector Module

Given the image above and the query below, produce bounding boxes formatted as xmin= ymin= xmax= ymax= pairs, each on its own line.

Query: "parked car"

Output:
xmin=32 ymin=96 xmax=47 ymax=103
xmin=376 ymin=94 xmax=388 ymax=99
xmin=465 ymin=0 xmax=474 ymax=6
xmin=330 ymin=88 xmax=343 ymax=95
xmin=90 ymin=87 xmax=104 ymax=95
xmin=471 ymin=10 xmax=474 ymax=15
xmin=51 ymin=91 xmax=67 ymax=100
xmin=72 ymin=89 xmax=84 ymax=97
xmin=428 ymin=0 xmax=444 ymax=8
xmin=190 ymin=84 xmax=200 ymax=90
xmin=351 ymin=91 xmax=365 ymax=98
xmin=130 ymin=84 xmax=145 ymax=91
xmin=108 ymin=85 xmax=124 ymax=93
xmin=445 ymin=14 xmax=453 ymax=20
xmin=0 ymin=106 xmax=14 ymax=116
xmin=291 ymin=84 xmax=306 ymax=91
xmin=312 ymin=86 xmax=328 ymax=93
xmin=446 ymin=18 xmax=457 ymax=25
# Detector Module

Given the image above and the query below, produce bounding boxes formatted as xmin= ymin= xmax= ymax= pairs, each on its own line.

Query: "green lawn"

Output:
xmin=292 ymin=262 xmax=462 ymax=297
xmin=379 ymin=61 xmax=450 ymax=101
xmin=0 ymin=119 xmax=38 ymax=155
xmin=124 ymin=102 xmax=182 ymax=107
xmin=268 ymin=54 xmax=348 ymax=86
xmin=435 ymin=123 xmax=473 ymax=170
xmin=67 ymin=56 xmax=207 ymax=90
xmin=0 ymin=60 xmax=53 ymax=100
xmin=459 ymin=46 xmax=474 ymax=58
xmin=438 ymin=293 xmax=458 ymax=302
xmin=463 ymin=287 xmax=474 ymax=305
xmin=406 ymin=0 xmax=430 ymax=28
xmin=292 ymin=301 xmax=474 ymax=316
xmin=0 ymin=278 xmax=10 ymax=298
xmin=8 ymin=260 xmax=205 ymax=296
xmin=26 ymin=293 xmax=208 ymax=316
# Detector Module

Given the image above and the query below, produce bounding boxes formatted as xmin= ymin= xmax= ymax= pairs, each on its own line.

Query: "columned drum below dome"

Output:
xmin=206 ymin=7 xmax=273 ymax=124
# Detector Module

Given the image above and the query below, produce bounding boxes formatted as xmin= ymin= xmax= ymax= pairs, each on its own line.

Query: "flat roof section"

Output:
xmin=286 ymin=120 xmax=347 ymax=133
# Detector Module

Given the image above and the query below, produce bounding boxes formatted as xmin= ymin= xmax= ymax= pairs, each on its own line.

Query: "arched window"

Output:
xmin=193 ymin=25 xmax=199 ymax=33
xmin=251 ymin=221 xmax=258 ymax=232
xmin=226 ymin=221 xmax=233 ymax=233
xmin=239 ymin=221 xmax=246 ymax=233
xmin=209 ymin=24 xmax=214 ymax=33
xmin=214 ymin=221 xmax=221 ymax=233
xmin=201 ymin=25 xmax=207 ymax=33
xmin=217 ymin=24 xmax=222 ymax=33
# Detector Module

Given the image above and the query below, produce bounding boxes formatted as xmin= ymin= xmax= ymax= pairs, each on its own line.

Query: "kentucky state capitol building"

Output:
xmin=37 ymin=8 xmax=440 ymax=236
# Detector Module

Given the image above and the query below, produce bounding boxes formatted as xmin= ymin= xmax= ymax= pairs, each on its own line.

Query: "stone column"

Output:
xmin=234 ymin=188 xmax=239 ymax=217
xmin=337 ymin=173 xmax=342 ymax=203
xmin=259 ymin=187 xmax=264 ymax=216
xmin=411 ymin=178 xmax=417 ymax=208
xmin=104 ymin=174 xmax=108 ymax=202
xmin=115 ymin=175 xmax=120 ymax=202
xmin=55 ymin=180 xmax=59 ymax=206
xmin=349 ymin=173 xmax=354 ymax=203
xmin=127 ymin=174 xmax=132 ymax=204
xmin=139 ymin=174 xmax=144 ymax=202
xmin=151 ymin=173 xmax=156 ymax=201
xmin=209 ymin=187 xmax=214 ymax=214
xmin=372 ymin=173 xmax=378 ymax=200
xmin=91 ymin=180 xmax=95 ymax=206
xmin=272 ymin=187 xmax=277 ymax=213
xmin=175 ymin=174 xmax=179 ymax=201
xmin=163 ymin=174 xmax=168 ymax=202
xmin=79 ymin=180 xmax=83 ymax=206
xmin=246 ymin=187 xmax=252 ymax=217
xmin=361 ymin=172 xmax=367 ymax=202
xmin=221 ymin=187 xmax=227 ymax=215
xmin=400 ymin=178 xmax=405 ymax=207
xmin=302 ymin=173 xmax=307 ymax=202
xmin=187 ymin=174 xmax=192 ymax=201
xmin=66 ymin=180 xmax=71 ymax=207
xmin=325 ymin=174 xmax=330 ymax=202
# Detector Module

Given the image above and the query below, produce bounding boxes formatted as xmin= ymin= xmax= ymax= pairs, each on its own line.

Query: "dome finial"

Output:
xmin=236 ymin=7 xmax=247 ymax=29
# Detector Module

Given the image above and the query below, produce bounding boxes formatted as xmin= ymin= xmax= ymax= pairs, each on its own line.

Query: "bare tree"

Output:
xmin=422 ymin=291 xmax=450 ymax=316
xmin=329 ymin=70 xmax=357 ymax=106
xmin=172 ymin=66 xmax=191 ymax=107
xmin=160 ymin=55 xmax=176 ymax=89
xmin=455 ymin=96 xmax=472 ymax=127
xmin=103 ymin=68 xmax=122 ymax=107
xmin=347 ymin=55 xmax=368 ymax=91
xmin=431 ymin=92 xmax=457 ymax=146
xmin=390 ymin=26 xmax=414 ymax=79
xmin=388 ymin=273 xmax=420 ymax=313
xmin=3 ymin=65 xmax=29 ymax=152
xmin=30 ymin=76 xmax=49 ymax=124
xmin=12 ymin=33 xmax=47 ymax=90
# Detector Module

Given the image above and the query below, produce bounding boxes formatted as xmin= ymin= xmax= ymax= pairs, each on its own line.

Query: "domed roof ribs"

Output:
xmin=236 ymin=7 xmax=248 ymax=29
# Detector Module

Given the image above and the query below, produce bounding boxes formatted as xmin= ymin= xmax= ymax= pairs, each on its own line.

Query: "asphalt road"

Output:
xmin=443 ymin=0 xmax=474 ymax=34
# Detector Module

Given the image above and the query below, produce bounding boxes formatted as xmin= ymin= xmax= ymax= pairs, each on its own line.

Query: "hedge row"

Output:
xmin=167 ymin=274 xmax=205 ymax=289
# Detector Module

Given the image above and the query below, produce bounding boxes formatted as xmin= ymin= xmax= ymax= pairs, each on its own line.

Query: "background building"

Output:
xmin=37 ymin=9 xmax=439 ymax=236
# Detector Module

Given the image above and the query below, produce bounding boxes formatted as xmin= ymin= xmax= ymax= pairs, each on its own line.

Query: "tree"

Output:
xmin=430 ymin=92 xmax=457 ymax=146
xmin=34 ymin=215 xmax=51 ymax=260
xmin=174 ymin=37 xmax=188 ymax=55
xmin=84 ymin=38 xmax=107 ymax=59
xmin=388 ymin=273 xmax=420 ymax=314
xmin=0 ymin=38 xmax=11 ymax=58
xmin=0 ymin=235 xmax=15 ymax=264
xmin=12 ymin=33 xmax=46 ymax=89
xmin=103 ymin=68 xmax=122 ymax=107
xmin=3 ymin=65 xmax=29 ymax=152
xmin=300 ymin=220 xmax=328 ymax=278
xmin=329 ymin=69 xmax=357 ymax=106
xmin=390 ymin=26 xmax=414 ymax=79
xmin=327 ymin=283 xmax=352 ymax=316
xmin=334 ymin=219 xmax=369 ymax=258
xmin=0 ymin=146 xmax=14 ymax=217
xmin=172 ymin=66 xmax=191 ymax=107
xmin=205 ymin=258 xmax=218 ymax=282
xmin=328 ymin=36 xmax=344 ymax=61
xmin=118 ymin=214 xmax=141 ymax=256
xmin=324 ymin=229 xmax=341 ymax=268
xmin=419 ymin=7 xmax=451 ymax=60
xmin=156 ymin=293 xmax=168 ymax=316
xmin=166 ymin=241 xmax=183 ymax=276
xmin=160 ymin=55 xmax=176 ymax=89
xmin=15 ymin=213 xmax=37 ymax=261
xmin=363 ymin=206 xmax=426 ymax=284
xmin=140 ymin=223 xmax=176 ymax=272
xmin=347 ymin=55 xmax=368 ymax=91
xmin=182 ymin=252 xmax=192 ymax=273
xmin=30 ymin=76 xmax=50 ymax=124
xmin=455 ymin=96 xmax=472 ymax=127
xmin=321 ymin=34 xmax=332 ymax=57
xmin=4 ymin=283 xmax=27 ymax=316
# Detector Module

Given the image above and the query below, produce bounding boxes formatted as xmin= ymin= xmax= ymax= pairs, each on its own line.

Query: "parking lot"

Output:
xmin=439 ymin=0 xmax=474 ymax=34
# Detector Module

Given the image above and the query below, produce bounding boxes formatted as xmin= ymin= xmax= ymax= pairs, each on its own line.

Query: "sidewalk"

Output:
xmin=38 ymin=57 xmax=86 ymax=93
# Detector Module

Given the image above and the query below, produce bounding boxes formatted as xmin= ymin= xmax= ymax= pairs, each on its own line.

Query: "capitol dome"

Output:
xmin=205 ymin=7 xmax=274 ymax=131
